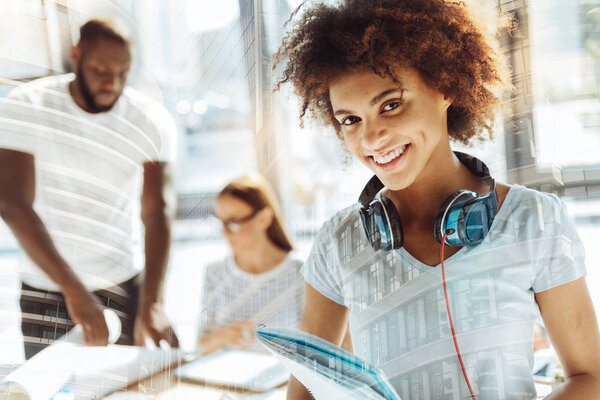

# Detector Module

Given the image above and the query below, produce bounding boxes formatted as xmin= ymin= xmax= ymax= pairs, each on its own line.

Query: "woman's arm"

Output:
xmin=536 ymin=277 xmax=600 ymax=399
xmin=286 ymin=283 xmax=350 ymax=400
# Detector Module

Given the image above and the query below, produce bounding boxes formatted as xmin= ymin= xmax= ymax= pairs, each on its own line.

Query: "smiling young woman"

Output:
xmin=274 ymin=0 xmax=600 ymax=399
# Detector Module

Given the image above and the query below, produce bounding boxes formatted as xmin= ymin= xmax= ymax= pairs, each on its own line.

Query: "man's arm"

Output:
xmin=537 ymin=278 xmax=600 ymax=399
xmin=0 ymin=148 xmax=108 ymax=344
xmin=134 ymin=161 xmax=179 ymax=347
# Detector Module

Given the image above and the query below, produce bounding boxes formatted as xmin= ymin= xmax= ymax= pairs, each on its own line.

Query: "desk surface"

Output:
xmin=124 ymin=369 xmax=553 ymax=400
xmin=122 ymin=365 xmax=287 ymax=400
xmin=125 ymin=376 xmax=553 ymax=400
xmin=1 ymin=361 xmax=553 ymax=400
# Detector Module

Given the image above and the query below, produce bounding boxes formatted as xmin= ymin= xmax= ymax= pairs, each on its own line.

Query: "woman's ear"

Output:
xmin=443 ymin=94 xmax=453 ymax=110
xmin=258 ymin=207 xmax=274 ymax=229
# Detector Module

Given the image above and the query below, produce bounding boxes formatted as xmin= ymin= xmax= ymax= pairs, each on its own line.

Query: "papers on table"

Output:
xmin=1 ymin=344 xmax=181 ymax=400
xmin=0 ymin=310 xmax=181 ymax=399
xmin=256 ymin=326 xmax=400 ymax=400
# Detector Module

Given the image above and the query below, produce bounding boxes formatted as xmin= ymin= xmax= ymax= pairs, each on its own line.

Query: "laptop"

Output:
xmin=173 ymin=349 xmax=289 ymax=392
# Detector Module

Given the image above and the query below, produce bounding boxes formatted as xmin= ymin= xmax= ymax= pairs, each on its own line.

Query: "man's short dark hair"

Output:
xmin=77 ymin=17 xmax=132 ymax=48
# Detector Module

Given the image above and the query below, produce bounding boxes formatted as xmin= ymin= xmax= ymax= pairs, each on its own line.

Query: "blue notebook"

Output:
xmin=256 ymin=327 xmax=400 ymax=400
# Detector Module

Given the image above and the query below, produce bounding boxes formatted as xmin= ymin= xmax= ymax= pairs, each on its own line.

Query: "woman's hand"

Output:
xmin=198 ymin=320 xmax=256 ymax=355
xmin=286 ymin=283 xmax=350 ymax=400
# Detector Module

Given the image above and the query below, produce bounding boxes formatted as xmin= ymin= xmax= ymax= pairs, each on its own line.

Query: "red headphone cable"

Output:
xmin=441 ymin=232 xmax=476 ymax=400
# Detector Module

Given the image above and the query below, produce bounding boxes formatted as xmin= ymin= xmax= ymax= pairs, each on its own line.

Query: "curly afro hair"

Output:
xmin=274 ymin=0 xmax=510 ymax=145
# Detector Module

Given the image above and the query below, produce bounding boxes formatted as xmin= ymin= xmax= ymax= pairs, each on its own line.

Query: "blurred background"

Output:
xmin=0 ymin=0 xmax=599 ymax=365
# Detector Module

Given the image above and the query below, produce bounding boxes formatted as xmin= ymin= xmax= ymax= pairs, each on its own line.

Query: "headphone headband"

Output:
xmin=454 ymin=152 xmax=495 ymax=189
xmin=357 ymin=151 xmax=498 ymax=251
xmin=358 ymin=175 xmax=385 ymax=207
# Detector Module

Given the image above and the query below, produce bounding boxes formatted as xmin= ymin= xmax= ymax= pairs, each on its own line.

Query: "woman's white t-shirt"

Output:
xmin=303 ymin=184 xmax=586 ymax=400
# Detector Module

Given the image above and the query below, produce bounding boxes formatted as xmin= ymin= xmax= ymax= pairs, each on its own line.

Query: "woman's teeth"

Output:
xmin=373 ymin=146 xmax=406 ymax=165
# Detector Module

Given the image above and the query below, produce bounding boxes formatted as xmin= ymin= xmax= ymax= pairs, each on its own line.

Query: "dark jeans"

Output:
xmin=20 ymin=275 xmax=140 ymax=359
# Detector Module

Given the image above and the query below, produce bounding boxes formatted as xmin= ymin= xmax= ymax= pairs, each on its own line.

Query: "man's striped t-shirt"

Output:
xmin=0 ymin=74 xmax=177 ymax=291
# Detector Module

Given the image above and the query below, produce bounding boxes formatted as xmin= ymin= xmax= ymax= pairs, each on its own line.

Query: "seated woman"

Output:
xmin=274 ymin=0 xmax=600 ymax=399
xmin=196 ymin=174 xmax=304 ymax=355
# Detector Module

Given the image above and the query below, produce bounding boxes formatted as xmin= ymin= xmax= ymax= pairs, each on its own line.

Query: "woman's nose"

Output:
xmin=361 ymin=118 xmax=388 ymax=150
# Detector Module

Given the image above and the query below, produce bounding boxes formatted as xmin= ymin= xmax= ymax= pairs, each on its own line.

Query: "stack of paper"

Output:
xmin=0 ymin=310 xmax=181 ymax=399
xmin=256 ymin=327 xmax=400 ymax=400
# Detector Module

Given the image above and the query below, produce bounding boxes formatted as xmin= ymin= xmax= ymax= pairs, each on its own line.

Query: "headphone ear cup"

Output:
xmin=359 ymin=204 xmax=377 ymax=250
xmin=462 ymin=201 xmax=492 ymax=245
xmin=369 ymin=200 xmax=390 ymax=251
xmin=434 ymin=190 xmax=471 ymax=244
xmin=380 ymin=196 xmax=403 ymax=249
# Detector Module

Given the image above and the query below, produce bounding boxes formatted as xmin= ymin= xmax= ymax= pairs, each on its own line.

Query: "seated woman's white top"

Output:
xmin=198 ymin=251 xmax=305 ymax=349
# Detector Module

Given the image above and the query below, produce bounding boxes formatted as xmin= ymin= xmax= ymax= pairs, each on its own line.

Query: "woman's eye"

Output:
xmin=382 ymin=101 xmax=400 ymax=112
xmin=341 ymin=116 xmax=361 ymax=126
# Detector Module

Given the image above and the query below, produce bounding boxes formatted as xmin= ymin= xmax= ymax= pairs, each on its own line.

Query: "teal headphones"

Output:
xmin=358 ymin=152 xmax=498 ymax=251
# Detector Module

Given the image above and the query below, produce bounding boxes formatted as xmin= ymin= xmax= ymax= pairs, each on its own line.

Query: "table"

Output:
xmin=123 ymin=364 xmax=555 ymax=400
xmin=125 ymin=372 xmax=553 ymax=400
xmin=121 ymin=363 xmax=287 ymax=400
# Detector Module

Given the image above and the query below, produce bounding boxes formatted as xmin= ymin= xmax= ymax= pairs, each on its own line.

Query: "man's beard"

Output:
xmin=76 ymin=65 xmax=117 ymax=113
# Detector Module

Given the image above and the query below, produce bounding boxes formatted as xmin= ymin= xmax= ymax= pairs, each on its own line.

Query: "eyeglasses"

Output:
xmin=218 ymin=209 xmax=260 ymax=233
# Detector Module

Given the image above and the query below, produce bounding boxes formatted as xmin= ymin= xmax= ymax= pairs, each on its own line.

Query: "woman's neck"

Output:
xmin=234 ymin=239 xmax=290 ymax=274
xmin=385 ymin=146 xmax=490 ymax=227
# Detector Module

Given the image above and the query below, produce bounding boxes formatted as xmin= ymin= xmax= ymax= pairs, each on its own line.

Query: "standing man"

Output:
xmin=0 ymin=18 xmax=179 ymax=358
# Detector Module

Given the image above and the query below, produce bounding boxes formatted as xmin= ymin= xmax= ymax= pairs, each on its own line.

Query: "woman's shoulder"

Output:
xmin=316 ymin=203 xmax=361 ymax=237
xmin=257 ymin=251 xmax=303 ymax=278
xmin=204 ymin=255 xmax=235 ymax=279
xmin=283 ymin=250 xmax=304 ymax=266
xmin=205 ymin=255 xmax=229 ymax=268
xmin=503 ymin=184 xmax=565 ymax=212
xmin=497 ymin=184 xmax=572 ymax=236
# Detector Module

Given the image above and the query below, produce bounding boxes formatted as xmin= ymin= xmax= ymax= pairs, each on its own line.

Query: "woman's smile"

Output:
xmin=369 ymin=143 xmax=411 ymax=171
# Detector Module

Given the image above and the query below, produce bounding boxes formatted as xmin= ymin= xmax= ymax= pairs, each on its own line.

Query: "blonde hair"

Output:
xmin=218 ymin=174 xmax=293 ymax=251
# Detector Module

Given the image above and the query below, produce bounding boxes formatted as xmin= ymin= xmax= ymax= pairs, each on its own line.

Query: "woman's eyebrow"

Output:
xmin=334 ymin=108 xmax=352 ymax=117
xmin=333 ymin=87 xmax=404 ymax=117
xmin=369 ymin=87 xmax=403 ymax=106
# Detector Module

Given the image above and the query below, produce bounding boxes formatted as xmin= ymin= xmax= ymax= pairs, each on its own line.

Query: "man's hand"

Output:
xmin=198 ymin=320 xmax=256 ymax=355
xmin=134 ymin=302 xmax=179 ymax=348
xmin=63 ymin=284 xmax=109 ymax=346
